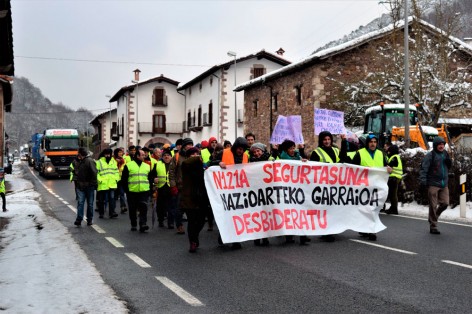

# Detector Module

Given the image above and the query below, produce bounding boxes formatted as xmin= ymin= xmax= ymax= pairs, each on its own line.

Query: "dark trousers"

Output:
xmin=157 ymin=185 xmax=173 ymax=224
xmin=97 ymin=189 xmax=116 ymax=216
xmin=0 ymin=192 xmax=5 ymax=210
xmin=185 ymin=207 xmax=206 ymax=244
xmin=387 ymin=177 xmax=400 ymax=213
xmin=127 ymin=191 xmax=149 ymax=227
xmin=206 ymin=204 xmax=214 ymax=228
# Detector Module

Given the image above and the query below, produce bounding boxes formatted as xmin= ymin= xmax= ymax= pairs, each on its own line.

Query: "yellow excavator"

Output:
xmin=362 ymin=103 xmax=450 ymax=150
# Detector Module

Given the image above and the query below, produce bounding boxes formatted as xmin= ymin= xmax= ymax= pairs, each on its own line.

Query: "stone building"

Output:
xmin=235 ymin=18 xmax=472 ymax=152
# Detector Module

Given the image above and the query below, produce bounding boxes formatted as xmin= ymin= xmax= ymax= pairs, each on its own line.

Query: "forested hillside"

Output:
xmin=5 ymin=76 xmax=94 ymax=149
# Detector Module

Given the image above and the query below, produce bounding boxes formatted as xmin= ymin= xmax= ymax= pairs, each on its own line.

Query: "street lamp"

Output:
xmin=227 ymin=51 xmax=237 ymax=140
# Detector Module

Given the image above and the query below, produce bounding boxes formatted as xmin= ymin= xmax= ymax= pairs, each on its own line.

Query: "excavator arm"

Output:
xmin=391 ymin=124 xmax=429 ymax=150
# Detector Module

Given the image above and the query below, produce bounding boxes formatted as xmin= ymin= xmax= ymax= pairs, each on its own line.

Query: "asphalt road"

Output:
xmin=22 ymin=162 xmax=472 ymax=313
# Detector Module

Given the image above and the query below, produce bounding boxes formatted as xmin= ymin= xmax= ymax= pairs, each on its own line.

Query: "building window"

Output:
xmin=295 ymin=85 xmax=302 ymax=105
xmin=153 ymin=114 xmax=166 ymax=133
xmin=272 ymin=93 xmax=278 ymax=112
xmin=199 ymin=82 xmax=202 ymax=91
xmin=210 ymin=77 xmax=213 ymax=86
xmin=152 ymin=88 xmax=167 ymax=106
xmin=120 ymin=115 xmax=124 ymax=136
xmin=192 ymin=110 xmax=196 ymax=127
xmin=189 ymin=87 xmax=192 ymax=95
xmin=253 ymin=100 xmax=258 ymax=117
xmin=187 ymin=111 xmax=191 ymax=128
xmin=208 ymin=101 xmax=213 ymax=125
xmin=198 ymin=105 xmax=202 ymax=126
xmin=254 ymin=67 xmax=265 ymax=78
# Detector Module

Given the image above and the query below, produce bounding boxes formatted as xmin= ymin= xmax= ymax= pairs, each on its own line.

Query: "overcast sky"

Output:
xmin=11 ymin=0 xmax=388 ymax=114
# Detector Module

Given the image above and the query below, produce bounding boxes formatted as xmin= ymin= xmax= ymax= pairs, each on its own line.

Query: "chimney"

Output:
xmin=276 ymin=48 xmax=285 ymax=56
xmin=133 ymin=69 xmax=141 ymax=82
xmin=464 ymin=38 xmax=472 ymax=46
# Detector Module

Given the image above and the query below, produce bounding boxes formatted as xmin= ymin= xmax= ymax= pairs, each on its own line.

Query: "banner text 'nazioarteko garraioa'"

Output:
xmin=204 ymin=160 xmax=389 ymax=244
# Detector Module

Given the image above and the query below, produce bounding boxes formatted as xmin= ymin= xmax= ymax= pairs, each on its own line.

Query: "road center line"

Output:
xmin=67 ymin=204 xmax=77 ymax=213
xmin=155 ymin=276 xmax=204 ymax=307
xmin=350 ymin=239 xmax=417 ymax=255
xmin=125 ymin=253 xmax=151 ymax=268
xmin=105 ymin=237 xmax=124 ymax=248
xmin=92 ymin=225 xmax=106 ymax=233
xmin=442 ymin=260 xmax=472 ymax=270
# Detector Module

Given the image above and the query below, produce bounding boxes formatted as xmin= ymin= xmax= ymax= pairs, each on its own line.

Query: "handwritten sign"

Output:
xmin=270 ymin=115 xmax=304 ymax=144
xmin=314 ymin=109 xmax=346 ymax=135
xmin=204 ymin=161 xmax=388 ymax=243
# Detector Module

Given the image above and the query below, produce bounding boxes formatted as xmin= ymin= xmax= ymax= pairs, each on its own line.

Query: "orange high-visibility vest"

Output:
xmin=221 ymin=148 xmax=248 ymax=165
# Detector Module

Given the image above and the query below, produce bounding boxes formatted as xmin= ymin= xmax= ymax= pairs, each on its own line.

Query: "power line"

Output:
xmin=15 ymin=55 xmax=210 ymax=68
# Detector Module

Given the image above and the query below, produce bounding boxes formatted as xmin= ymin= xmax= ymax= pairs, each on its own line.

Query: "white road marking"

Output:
xmin=350 ymin=239 xmax=417 ymax=255
xmin=105 ymin=237 xmax=124 ymax=248
xmin=125 ymin=253 xmax=151 ymax=268
xmin=67 ymin=204 xmax=77 ymax=213
xmin=57 ymin=197 xmax=64 ymax=201
xmin=155 ymin=276 xmax=204 ymax=307
xmin=63 ymin=201 xmax=69 ymax=205
xmin=383 ymin=214 xmax=472 ymax=228
xmin=91 ymin=225 xmax=106 ymax=234
xmin=442 ymin=260 xmax=472 ymax=270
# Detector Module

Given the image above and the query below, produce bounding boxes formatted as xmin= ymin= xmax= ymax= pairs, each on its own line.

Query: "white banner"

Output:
xmin=204 ymin=160 xmax=388 ymax=243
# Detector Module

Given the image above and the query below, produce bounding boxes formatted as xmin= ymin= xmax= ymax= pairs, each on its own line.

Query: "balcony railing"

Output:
xmin=138 ymin=122 xmax=183 ymax=134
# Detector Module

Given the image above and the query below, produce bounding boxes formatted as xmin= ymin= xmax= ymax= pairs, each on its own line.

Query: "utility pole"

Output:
xmin=404 ymin=0 xmax=410 ymax=147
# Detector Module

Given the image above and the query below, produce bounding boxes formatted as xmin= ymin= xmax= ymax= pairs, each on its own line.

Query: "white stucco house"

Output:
xmin=177 ymin=49 xmax=290 ymax=144
xmin=108 ymin=70 xmax=184 ymax=149
xmin=90 ymin=108 xmax=117 ymax=157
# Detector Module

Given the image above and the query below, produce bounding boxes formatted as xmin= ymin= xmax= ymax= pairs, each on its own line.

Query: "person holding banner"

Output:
xmin=278 ymin=139 xmax=310 ymax=245
xmin=214 ymin=137 xmax=249 ymax=250
xmin=309 ymin=131 xmax=348 ymax=242
xmin=385 ymin=145 xmax=402 ymax=215
xmin=249 ymin=142 xmax=272 ymax=246
xmin=350 ymin=133 xmax=391 ymax=241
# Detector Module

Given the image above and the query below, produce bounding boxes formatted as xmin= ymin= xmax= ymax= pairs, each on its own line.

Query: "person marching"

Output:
xmin=0 ymin=167 xmax=7 ymax=212
xmin=385 ymin=145 xmax=402 ymax=215
xmin=214 ymin=137 xmax=249 ymax=250
xmin=249 ymin=142 xmax=272 ymax=246
xmin=169 ymin=137 xmax=194 ymax=234
xmin=278 ymin=139 xmax=309 ymax=245
xmin=122 ymin=148 xmax=153 ymax=232
xmin=419 ymin=136 xmax=452 ymax=235
xmin=96 ymin=148 xmax=120 ymax=219
xmin=350 ymin=133 xmax=392 ymax=241
xmin=180 ymin=147 xmax=210 ymax=252
xmin=72 ymin=147 xmax=97 ymax=226
xmin=310 ymin=131 xmax=348 ymax=242
xmin=152 ymin=149 xmax=173 ymax=228
xmin=113 ymin=148 xmax=128 ymax=214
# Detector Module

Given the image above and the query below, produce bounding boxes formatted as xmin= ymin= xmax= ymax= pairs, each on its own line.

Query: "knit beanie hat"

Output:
xmin=250 ymin=142 xmax=266 ymax=152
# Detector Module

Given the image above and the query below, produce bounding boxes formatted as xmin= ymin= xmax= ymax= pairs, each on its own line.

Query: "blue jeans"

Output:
xmin=76 ymin=186 xmax=95 ymax=222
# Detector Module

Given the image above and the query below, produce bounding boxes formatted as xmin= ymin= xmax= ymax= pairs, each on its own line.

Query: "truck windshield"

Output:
xmin=45 ymin=137 xmax=80 ymax=151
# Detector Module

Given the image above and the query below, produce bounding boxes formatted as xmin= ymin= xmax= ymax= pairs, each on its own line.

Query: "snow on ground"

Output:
xmin=0 ymin=163 xmax=471 ymax=313
xmin=0 ymin=165 xmax=128 ymax=313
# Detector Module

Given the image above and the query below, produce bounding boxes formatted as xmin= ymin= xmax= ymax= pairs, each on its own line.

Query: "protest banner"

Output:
xmin=314 ymin=108 xmax=346 ymax=135
xmin=204 ymin=160 xmax=388 ymax=243
xmin=270 ymin=115 xmax=304 ymax=144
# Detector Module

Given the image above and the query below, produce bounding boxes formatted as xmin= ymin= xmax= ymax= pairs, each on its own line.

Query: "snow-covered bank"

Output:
xmin=0 ymin=165 xmax=128 ymax=313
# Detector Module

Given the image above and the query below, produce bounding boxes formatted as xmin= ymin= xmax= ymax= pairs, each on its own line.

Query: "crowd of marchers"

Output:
xmin=69 ymin=131 xmax=452 ymax=253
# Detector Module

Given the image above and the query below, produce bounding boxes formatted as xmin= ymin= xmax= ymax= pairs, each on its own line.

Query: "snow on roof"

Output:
xmin=365 ymin=104 xmax=417 ymax=115
xmin=422 ymin=125 xmax=439 ymax=135
xmin=438 ymin=118 xmax=472 ymax=125
xmin=234 ymin=17 xmax=472 ymax=92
